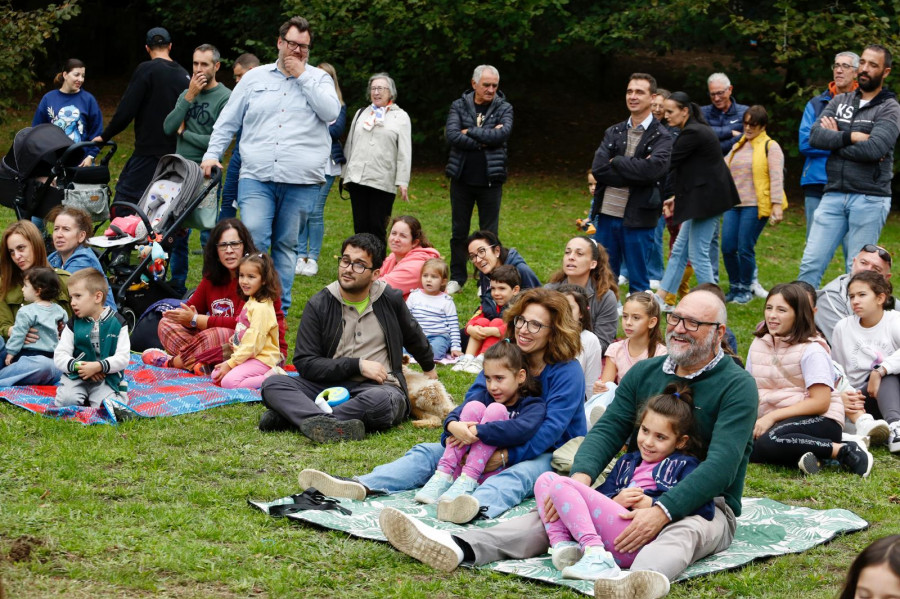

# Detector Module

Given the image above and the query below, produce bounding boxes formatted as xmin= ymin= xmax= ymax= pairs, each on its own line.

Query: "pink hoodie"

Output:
xmin=378 ymin=246 xmax=442 ymax=299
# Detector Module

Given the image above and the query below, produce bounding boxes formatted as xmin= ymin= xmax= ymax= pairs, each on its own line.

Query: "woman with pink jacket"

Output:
xmin=377 ymin=215 xmax=441 ymax=299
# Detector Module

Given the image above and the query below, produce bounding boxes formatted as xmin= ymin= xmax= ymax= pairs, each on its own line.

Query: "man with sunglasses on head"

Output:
xmin=799 ymin=44 xmax=900 ymax=288
xmin=376 ymin=290 xmax=757 ymax=599
xmin=201 ymin=16 xmax=340 ymax=312
xmin=259 ymin=233 xmax=436 ymax=443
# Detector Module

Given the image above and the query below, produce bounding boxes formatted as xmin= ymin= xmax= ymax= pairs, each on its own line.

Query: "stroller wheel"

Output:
xmin=120 ymin=307 xmax=137 ymax=331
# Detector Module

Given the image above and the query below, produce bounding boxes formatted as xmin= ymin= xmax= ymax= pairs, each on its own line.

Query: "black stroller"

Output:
xmin=0 ymin=123 xmax=116 ymax=225
xmin=89 ymin=154 xmax=220 ymax=328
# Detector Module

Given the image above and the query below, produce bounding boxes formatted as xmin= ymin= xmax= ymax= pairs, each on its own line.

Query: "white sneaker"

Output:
xmin=750 ymin=281 xmax=768 ymax=299
xmin=295 ymin=257 xmax=307 ymax=275
xmin=379 ymin=507 xmax=464 ymax=572
xmin=302 ymin=258 xmax=318 ymax=276
xmin=445 ymin=280 xmax=462 ymax=295
xmin=855 ymin=414 xmax=891 ymax=446
xmin=889 ymin=422 xmax=900 ymax=454
xmin=649 ymin=279 xmax=660 ymax=291
xmin=593 ymin=570 xmax=670 ymax=599
xmin=461 ymin=359 xmax=484 ymax=375
xmin=550 ymin=541 xmax=583 ymax=570
xmin=618 ymin=275 xmax=628 ymax=287
xmin=451 ymin=355 xmax=473 ymax=372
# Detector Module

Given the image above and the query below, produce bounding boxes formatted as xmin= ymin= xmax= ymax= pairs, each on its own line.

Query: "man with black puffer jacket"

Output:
xmin=591 ymin=72 xmax=672 ymax=295
xmin=799 ymin=44 xmax=900 ymax=288
xmin=94 ymin=27 xmax=189 ymax=204
xmin=445 ymin=65 xmax=513 ymax=295
xmin=259 ymin=233 xmax=436 ymax=443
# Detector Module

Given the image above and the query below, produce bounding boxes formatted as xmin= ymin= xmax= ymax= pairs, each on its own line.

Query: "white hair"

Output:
xmin=834 ymin=51 xmax=860 ymax=68
xmin=472 ymin=64 xmax=500 ymax=84
xmin=707 ymin=72 xmax=731 ymax=88
xmin=367 ymin=72 xmax=397 ymax=101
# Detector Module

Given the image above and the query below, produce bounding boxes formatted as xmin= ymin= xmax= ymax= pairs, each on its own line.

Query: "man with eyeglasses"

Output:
xmin=259 ymin=233 xmax=436 ymax=443
xmin=701 ymin=72 xmax=749 ymax=155
xmin=590 ymin=72 xmax=672 ymax=295
xmin=445 ymin=65 xmax=514 ymax=295
xmin=799 ymin=44 xmax=900 ymax=288
xmin=798 ymin=51 xmax=859 ymax=250
xmin=201 ymin=16 xmax=340 ymax=312
xmin=375 ymin=290 xmax=757 ymax=599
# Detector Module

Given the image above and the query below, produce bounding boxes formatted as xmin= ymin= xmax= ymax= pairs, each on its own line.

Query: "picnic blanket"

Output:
xmin=250 ymin=491 xmax=867 ymax=595
xmin=0 ymin=360 xmax=261 ymax=425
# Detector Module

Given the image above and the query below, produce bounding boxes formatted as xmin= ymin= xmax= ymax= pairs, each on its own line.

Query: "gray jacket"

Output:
xmin=815 ymin=274 xmax=850 ymax=344
xmin=809 ymin=88 xmax=900 ymax=197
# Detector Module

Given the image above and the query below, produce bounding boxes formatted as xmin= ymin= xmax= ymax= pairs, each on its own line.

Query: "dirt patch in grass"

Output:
xmin=6 ymin=536 xmax=41 ymax=562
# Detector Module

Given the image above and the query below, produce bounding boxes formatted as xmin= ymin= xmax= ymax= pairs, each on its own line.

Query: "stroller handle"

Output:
xmin=63 ymin=140 xmax=118 ymax=166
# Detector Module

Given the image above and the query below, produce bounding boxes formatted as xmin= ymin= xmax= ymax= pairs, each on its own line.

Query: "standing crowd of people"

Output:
xmin=2 ymin=18 xmax=899 ymax=599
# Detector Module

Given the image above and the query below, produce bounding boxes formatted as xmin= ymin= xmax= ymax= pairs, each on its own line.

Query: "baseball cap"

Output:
xmin=146 ymin=27 xmax=171 ymax=46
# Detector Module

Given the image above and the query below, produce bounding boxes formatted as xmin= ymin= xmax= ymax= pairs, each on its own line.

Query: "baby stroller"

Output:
xmin=89 ymin=154 xmax=220 ymax=328
xmin=0 ymin=123 xmax=116 ymax=226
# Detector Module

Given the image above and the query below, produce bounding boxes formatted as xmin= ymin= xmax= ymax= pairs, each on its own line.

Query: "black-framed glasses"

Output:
xmin=468 ymin=245 xmax=497 ymax=261
xmin=665 ymin=313 xmax=721 ymax=332
xmin=833 ymin=63 xmax=856 ymax=71
xmin=513 ymin=315 xmax=550 ymax=334
xmin=862 ymin=244 xmax=892 ymax=265
xmin=281 ymin=37 xmax=310 ymax=52
xmin=337 ymin=256 xmax=374 ymax=273
xmin=709 ymin=90 xmax=728 ymax=98
xmin=216 ymin=240 xmax=244 ymax=250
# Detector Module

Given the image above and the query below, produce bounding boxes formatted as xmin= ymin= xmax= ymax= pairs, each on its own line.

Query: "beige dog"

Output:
xmin=402 ymin=360 xmax=456 ymax=428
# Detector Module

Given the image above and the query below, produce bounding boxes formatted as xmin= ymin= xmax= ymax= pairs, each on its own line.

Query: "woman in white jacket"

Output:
xmin=343 ymin=72 xmax=412 ymax=246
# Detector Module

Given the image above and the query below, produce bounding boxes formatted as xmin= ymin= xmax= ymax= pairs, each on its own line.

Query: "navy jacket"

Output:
xmin=701 ymin=100 xmax=748 ymax=155
xmin=598 ymin=450 xmax=715 ymax=520
xmin=591 ymin=117 xmax=672 ymax=229
xmin=445 ymin=89 xmax=514 ymax=184
xmin=440 ymin=393 xmax=546 ymax=449
xmin=476 ymin=248 xmax=540 ymax=318
xmin=329 ymin=104 xmax=348 ymax=165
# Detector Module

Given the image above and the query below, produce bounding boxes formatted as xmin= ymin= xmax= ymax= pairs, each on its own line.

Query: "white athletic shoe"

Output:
xmin=302 ymin=258 xmax=318 ymax=276
xmin=294 ymin=257 xmax=307 ymax=275
xmin=445 ymin=280 xmax=462 ymax=295
xmin=649 ymin=280 xmax=660 ymax=291
xmin=379 ymin=507 xmax=464 ymax=572
xmin=889 ymin=422 xmax=900 ymax=454
xmin=750 ymin=281 xmax=768 ymax=299
xmin=855 ymin=414 xmax=891 ymax=446
xmin=593 ymin=570 xmax=670 ymax=599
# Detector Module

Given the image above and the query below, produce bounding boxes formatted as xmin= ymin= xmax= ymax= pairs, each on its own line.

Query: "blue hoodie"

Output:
xmin=476 ymin=247 xmax=540 ymax=318
xmin=798 ymin=88 xmax=834 ymax=192
xmin=440 ymin=392 xmax=546 ymax=449
xmin=49 ymin=245 xmax=117 ymax=309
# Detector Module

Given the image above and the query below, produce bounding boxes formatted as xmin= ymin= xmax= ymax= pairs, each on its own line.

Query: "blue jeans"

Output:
xmin=237 ymin=178 xmax=321 ymax=311
xmin=594 ymin=215 xmax=653 ymax=293
xmin=648 ymin=215 xmax=666 ymax=281
xmin=426 ymin=334 xmax=451 ymax=360
xmin=358 ymin=442 xmax=553 ymax=518
xmin=722 ymin=206 xmax=768 ymax=293
xmin=0 ymin=337 xmax=60 ymax=387
xmin=804 ymin=191 xmax=848 ymax=271
xmin=659 ymin=216 xmax=720 ymax=294
xmin=297 ymin=174 xmax=334 ymax=261
xmin=798 ymin=192 xmax=891 ymax=287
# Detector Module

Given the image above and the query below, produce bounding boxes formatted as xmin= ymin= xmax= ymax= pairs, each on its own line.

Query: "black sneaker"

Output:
xmin=837 ymin=441 xmax=873 ymax=478
xmin=299 ymin=415 xmax=365 ymax=443
xmin=258 ymin=409 xmax=292 ymax=432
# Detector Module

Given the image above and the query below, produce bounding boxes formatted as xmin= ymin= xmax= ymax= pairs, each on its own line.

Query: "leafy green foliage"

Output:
xmin=0 ymin=1 xmax=81 ymax=119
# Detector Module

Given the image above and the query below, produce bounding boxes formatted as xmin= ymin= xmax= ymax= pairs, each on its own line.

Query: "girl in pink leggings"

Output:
xmin=534 ymin=383 xmax=713 ymax=581
xmin=415 ymin=341 xmax=546 ymax=504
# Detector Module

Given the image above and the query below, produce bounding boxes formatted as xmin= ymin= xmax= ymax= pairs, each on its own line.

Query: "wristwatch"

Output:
xmin=190 ymin=314 xmax=198 ymax=329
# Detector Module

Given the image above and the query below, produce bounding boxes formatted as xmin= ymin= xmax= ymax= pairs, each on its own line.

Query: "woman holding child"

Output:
xmin=0 ymin=220 xmax=72 ymax=386
xmin=144 ymin=219 xmax=288 ymax=374
xmin=297 ymin=288 xmax=587 ymax=523
xmin=545 ymin=235 xmax=619 ymax=352
xmin=376 ymin=215 xmax=441 ymax=299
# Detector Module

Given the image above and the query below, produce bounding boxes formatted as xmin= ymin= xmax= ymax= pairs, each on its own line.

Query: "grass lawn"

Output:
xmin=0 ymin=111 xmax=898 ymax=598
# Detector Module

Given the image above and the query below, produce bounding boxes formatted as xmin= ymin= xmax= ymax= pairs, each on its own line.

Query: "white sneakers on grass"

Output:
xmin=295 ymin=257 xmax=318 ymax=276
xmin=855 ymin=413 xmax=891 ymax=447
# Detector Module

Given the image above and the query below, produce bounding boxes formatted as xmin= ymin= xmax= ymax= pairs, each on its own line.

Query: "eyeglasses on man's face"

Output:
xmin=513 ymin=315 xmax=549 ymax=334
xmin=665 ymin=312 xmax=720 ymax=332
xmin=833 ymin=63 xmax=856 ymax=71
xmin=281 ymin=37 xmax=310 ymax=52
xmin=337 ymin=256 xmax=374 ymax=273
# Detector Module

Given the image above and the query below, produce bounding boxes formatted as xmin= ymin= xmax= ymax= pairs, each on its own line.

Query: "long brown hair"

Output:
xmin=503 ymin=288 xmax=581 ymax=365
xmin=237 ymin=253 xmax=281 ymax=303
xmin=755 ymin=283 xmax=818 ymax=344
xmin=549 ymin=236 xmax=618 ymax=298
xmin=1 ymin=221 xmax=49 ymax=300
xmin=624 ymin=291 xmax=663 ymax=357
xmin=203 ymin=219 xmax=258 ymax=286
xmin=483 ymin=341 xmax=542 ymax=398
xmin=848 ymin=270 xmax=896 ymax=311
xmin=838 ymin=534 xmax=900 ymax=599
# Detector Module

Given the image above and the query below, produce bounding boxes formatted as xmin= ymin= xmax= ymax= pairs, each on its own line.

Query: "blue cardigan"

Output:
xmin=463 ymin=360 xmax=586 ymax=465
xmin=598 ymin=450 xmax=715 ymax=520
xmin=49 ymin=245 xmax=117 ymax=309
xmin=440 ymin=392 xmax=546 ymax=449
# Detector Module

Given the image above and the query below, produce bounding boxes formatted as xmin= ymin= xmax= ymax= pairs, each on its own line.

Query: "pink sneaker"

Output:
xmin=141 ymin=348 xmax=171 ymax=368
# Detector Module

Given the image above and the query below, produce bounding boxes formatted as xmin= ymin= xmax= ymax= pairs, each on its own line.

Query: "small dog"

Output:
xmin=402 ymin=357 xmax=456 ymax=428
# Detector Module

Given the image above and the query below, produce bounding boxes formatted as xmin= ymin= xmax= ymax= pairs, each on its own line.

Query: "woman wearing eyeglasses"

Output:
xmin=466 ymin=230 xmax=540 ymax=320
xmin=143 ymin=219 xmax=288 ymax=374
xmin=653 ymin=92 xmax=740 ymax=308
xmin=343 ymin=73 xmax=411 ymax=247
xmin=721 ymin=105 xmax=786 ymax=305
xmin=297 ymin=288 xmax=587 ymax=524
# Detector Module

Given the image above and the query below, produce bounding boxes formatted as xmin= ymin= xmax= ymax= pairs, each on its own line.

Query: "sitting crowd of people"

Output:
xmin=4 ymin=20 xmax=899 ymax=599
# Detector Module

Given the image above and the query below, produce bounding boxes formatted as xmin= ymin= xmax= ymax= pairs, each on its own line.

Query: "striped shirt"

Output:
xmin=406 ymin=289 xmax=462 ymax=350
xmin=601 ymin=122 xmax=646 ymax=218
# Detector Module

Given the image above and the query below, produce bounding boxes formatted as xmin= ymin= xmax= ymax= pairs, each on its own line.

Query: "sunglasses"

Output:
xmin=862 ymin=244 xmax=892 ymax=266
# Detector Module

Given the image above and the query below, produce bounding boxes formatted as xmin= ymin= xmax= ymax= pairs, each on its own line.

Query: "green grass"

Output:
xmin=1 ymin=110 xmax=899 ymax=598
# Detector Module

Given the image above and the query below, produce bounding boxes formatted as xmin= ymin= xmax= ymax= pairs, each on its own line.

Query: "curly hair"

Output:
xmin=502 ymin=288 xmax=582 ymax=365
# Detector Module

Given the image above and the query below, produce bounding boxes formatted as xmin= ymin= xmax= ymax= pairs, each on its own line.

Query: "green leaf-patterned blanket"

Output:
xmin=249 ymin=492 xmax=866 ymax=596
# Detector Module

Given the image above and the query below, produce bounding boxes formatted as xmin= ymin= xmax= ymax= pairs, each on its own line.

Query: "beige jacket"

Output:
xmin=342 ymin=104 xmax=411 ymax=194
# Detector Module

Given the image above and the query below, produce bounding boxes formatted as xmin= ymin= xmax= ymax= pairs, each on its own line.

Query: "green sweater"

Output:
xmin=571 ymin=354 xmax=758 ymax=520
xmin=162 ymin=83 xmax=231 ymax=163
